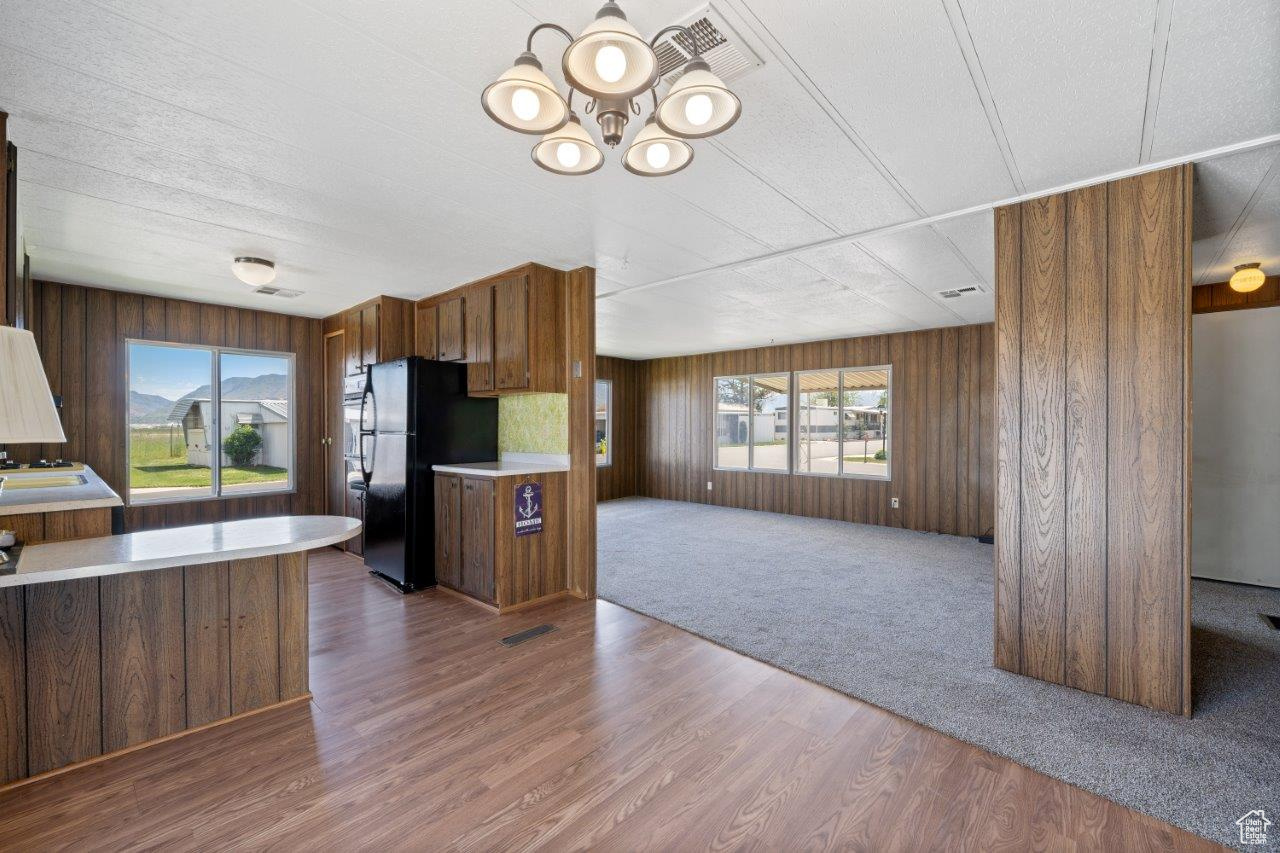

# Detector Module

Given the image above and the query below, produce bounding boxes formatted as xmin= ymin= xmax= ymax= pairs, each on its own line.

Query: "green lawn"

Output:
xmin=842 ymin=455 xmax=887 ymax=464
xmin=129 ymin=426 xmax=285 ymax=489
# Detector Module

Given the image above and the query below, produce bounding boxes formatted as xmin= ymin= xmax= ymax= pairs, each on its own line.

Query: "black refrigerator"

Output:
xmin=359 ymin=357 xmax=497 ymax=592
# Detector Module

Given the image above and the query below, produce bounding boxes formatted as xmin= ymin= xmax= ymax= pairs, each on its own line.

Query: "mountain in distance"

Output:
xmin=129 ymin=390 xmax=176 ymax=424
xmin=129 ymin=375 xmax=288 ymax=425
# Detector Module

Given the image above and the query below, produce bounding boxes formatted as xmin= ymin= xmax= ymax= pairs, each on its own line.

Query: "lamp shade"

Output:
xmin=655 ymin=58 xmax=741 ymax=139
xmin=623 ymin=117 xmax=693 ymax=176
xmin=562 ymin=3 xmax=658 ymax=100
xmin=1230 ymin=262 xmax=1266 ymax=293
xmin=0 ymin=326 xmax=67 ymax=444
xmin=482 ymin=52 xmax=570 ymax=134
xmin=532 ymin=115 xmax=604 ymax=175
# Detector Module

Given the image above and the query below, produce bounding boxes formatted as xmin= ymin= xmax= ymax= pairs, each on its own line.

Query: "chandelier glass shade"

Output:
xmin=480 ymin=1 xmax=741 ymax=176
xmin=1229 ymin=262 xmax=1266 ymax=293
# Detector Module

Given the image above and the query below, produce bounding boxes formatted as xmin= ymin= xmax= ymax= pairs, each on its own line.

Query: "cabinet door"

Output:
xmin=437 ymin=297 xmax=465 ymax=361
xmin=493 ymin=275 xmax=529 ymax=390
xmin=345 ymin=487 xmax=364 ymax=556
xmin=460 ymin=477 xmax=494 ymax=602
xmin=434 ymin=475 xmax=461 ymax=588
xmin=465 ymin=284 xmax=494 ymax=393
xmin=343 ymin=310 xmax=362 ymax=376
xmin=360 ymin=304 xmax=379 ymax=368
xmin=415 ymin=301 xmax=438 ymax=360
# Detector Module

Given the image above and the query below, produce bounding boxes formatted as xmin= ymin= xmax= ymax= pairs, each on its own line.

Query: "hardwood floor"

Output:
xmin=0 ymin=549 xmax=1216 ymax=851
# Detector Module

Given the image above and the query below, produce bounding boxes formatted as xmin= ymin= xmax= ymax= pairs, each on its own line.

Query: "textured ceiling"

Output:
xmin=3 ymin=0 xmax=1278 ymax=358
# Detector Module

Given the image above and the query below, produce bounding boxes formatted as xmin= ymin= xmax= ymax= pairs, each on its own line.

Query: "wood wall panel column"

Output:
xmin=184 ymin=562 xmax=231 ymax=727
xmin=565 ymin=267 xmax=596 ymax=599
xmin=994 ymin=164 xmax=1190 ymax=715
xmin=24 ymin=579 xmax=101 ymax=775
xmin=0 ymin=587 xmax=25 ymax=783
xmin=229 ymin=556 xmax=281 ymax=714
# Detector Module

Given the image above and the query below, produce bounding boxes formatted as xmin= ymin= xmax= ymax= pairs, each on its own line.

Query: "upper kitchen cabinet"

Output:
xmin=416 ymin=263 xmax=565 ymax=397
xmin=327 ymin=295 xmax=415 ymax=376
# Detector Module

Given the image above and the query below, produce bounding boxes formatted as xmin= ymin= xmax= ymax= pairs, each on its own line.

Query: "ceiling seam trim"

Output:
xmin=596 ymin=133 xmax=1280 ymax=299
xmin=1138 ymin=0 xmax=1177 ymax=163
xmin=718 ymin=0 xmax=928 ymax=217
xmin=1195 ymin=148 xmax=1280 ymax=286
xmin=941 ymin=0 xmax=1026 ymax=193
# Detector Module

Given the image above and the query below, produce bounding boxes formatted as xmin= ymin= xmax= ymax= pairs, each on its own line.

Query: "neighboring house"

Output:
xmin=774 ymin=404 xmax=886 ymax=438
xmin=167 ymin=398 xmax=289 ymax=468
xmin=715 ymin=403 xmax=777 ymax=444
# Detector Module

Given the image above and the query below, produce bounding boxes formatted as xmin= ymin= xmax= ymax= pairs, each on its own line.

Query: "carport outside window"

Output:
xmin=794 ymin=366 xmax=890 ymax=480
xmin=714 ymin=373 xmax=791 ymax=472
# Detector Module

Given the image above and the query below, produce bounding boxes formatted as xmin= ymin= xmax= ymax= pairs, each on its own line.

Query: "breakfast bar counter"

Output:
xmin=0 ymin=515 xmax=361 ymax=787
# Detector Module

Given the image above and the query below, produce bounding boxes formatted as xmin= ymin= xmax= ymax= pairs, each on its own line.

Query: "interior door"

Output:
xmin=324 ymin=333 xmax=346 ymax=516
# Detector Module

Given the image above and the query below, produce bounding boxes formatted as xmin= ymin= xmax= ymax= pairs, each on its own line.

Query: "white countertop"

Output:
xmin=0 ymin=464 xmax=123 ymax=516
xmin=0 ymin=515 xmax=361 ymax=588
xmin=431 ymin=460 xmax=571 ymax=478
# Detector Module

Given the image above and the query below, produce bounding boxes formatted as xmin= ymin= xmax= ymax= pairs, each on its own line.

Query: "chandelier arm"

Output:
xmin=650 ymin=87 xmax=659 ymax=113
xmin=648 ymin=24 xmax=699 ymax=56
xmin=525 ymin=22 xmax=574 ymax=52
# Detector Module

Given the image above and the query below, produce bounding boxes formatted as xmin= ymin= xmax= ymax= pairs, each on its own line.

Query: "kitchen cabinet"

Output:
xmin=493 ymin=275 xmax=529 ymax=390
xmin=460 ymin=476 xmax=494 ymax=602
xmin=465 ymin=284 xmax=494 ymax=394
xmin=433 ymin=471 xmax=567 ymax=611
xmin=434 ymin=473 xmax=461 ymax=589
xmin=334 ymin=296 xmax=414 ymax=377
xmin=437 ymin=296 xmax=464 ymax=361
xmin=359 ymin=303 xmax=378 ymax=369
xmin=415 ymin=300 xmax=438 ymax=362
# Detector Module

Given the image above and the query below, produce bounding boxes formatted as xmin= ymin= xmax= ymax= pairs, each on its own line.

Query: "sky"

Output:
xmin=128 ymin=344 xmax=287 ymax=400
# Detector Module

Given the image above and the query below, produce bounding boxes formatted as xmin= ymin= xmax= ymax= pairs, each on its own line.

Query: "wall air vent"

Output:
xmin=654 ymin=5 xmax=763 ymax=89
xmin=936 ymin=284 xmax=988 ymax=300
xmin=252 ymin=285 xmax=303 ymax=298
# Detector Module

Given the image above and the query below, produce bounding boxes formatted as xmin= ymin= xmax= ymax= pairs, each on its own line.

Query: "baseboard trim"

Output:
xmin=0 ymin=693 xmax=313 ymax=794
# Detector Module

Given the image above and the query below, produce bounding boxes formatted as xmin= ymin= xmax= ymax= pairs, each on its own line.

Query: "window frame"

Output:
xmin=595 ymin=378 xmax=613 ymax=468
xmin=712 ymin=373 xmax=792 ymax=474
xmin=124 ymin=338 xmax=298 ymax=506
xmin=792 ymin=363 xmax=892 ymax=482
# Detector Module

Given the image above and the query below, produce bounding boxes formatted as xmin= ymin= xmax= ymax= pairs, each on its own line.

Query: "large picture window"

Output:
xmin=795 ymin=365 xmax=891 ymax=479
xmin=126 ymin=341 xmax=295 ymax=504
xmin=714 ymin=373 xmax=791 ymax=472
xmin=595 ymin=379 xmax=612 ymax=466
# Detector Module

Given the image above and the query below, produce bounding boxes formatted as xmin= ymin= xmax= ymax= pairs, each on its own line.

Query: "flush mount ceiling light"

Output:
xmin=1229 ymin=262 xmax=1266 ymax=293
xmin=481 ymin=2 xmax=742 ymax=177
xmin=232 ymin=257 xmax=276 ymax=287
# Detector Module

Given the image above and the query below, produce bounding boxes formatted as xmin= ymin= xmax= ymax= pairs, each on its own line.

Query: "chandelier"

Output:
xmin=481 ymin=1 xmax=742 ymax=177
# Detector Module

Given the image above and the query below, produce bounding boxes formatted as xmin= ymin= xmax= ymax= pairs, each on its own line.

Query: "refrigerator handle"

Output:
xmin=359 ymin=379 xmax=374 ymax=434
xmin=359 ymin=433 xmax=374 ymax=486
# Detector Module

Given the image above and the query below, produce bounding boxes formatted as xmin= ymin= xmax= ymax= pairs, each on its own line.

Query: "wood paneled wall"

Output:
xmin=3 ymin=280 xmax=323 ymax=532
xmin=595 ymin=356 xmax=641 ymax=501
xmin=995 ymin=165 xmax=1192 ymax=715
xmin=629 ymin=324 xmax=995 ymax=538
xmin=1191 ymin=275 xmax=1280 ymax=314
xmin=1 ymin=110 xmax=9 ymax=326
xmin=0 ymin=553 xmax=309 ymax=784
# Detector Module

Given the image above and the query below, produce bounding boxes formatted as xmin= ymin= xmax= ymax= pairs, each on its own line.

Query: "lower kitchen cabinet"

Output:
xmin=433 ymin=471 xmax=567 ymax=611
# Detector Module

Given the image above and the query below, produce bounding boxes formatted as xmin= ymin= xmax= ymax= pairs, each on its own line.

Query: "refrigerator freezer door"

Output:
xmin=364 ymin=432 xmax=410 ymax=588
xmin=370 ymin=359 xmax=410 ymax=434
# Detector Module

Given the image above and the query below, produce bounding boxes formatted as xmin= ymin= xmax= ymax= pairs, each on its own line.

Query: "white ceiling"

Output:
xmin=3 ymin=0 xmax=1278 ymax=358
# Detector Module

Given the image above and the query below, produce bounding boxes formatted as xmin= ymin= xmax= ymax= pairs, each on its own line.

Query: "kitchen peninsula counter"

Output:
xmin=0 ymin=515 xmax=361 ymax=787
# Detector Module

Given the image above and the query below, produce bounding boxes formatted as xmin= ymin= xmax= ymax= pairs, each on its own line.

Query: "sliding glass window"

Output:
xmin=794 ymin=366 xmax=891 ymax=479
xmin=595 ymin=379 xmax=612 ymax=466
xmin=714 ymin=373 xmax=791 ymax=472
xmin=126 ymin=341 xmax=295 ymax=504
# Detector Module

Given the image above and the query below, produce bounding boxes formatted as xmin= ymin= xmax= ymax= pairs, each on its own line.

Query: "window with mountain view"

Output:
xmin=126 ymin=341 xmax=294 ymax=504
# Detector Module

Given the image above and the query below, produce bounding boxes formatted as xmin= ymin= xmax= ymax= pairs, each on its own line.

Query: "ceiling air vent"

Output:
xmin=252 ymin=285 xmax=303 ymax=298
xmin=654 ymin=5 xmax=763 ymax=89
xmin=936 ymin=284 xmax=988 ymax=300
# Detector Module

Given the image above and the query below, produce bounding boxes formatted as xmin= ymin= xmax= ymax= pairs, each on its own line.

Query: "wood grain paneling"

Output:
xmin=100 ymin=568 xmax=186 ymax=751
xmin=634 ymin=324 xmax=994 ymax=537
xmin=1105 ymin=167 xmax=1189 ymax=715
xmin=414 ymin=300 xmax=438 ymax=359
xmin=495 ymin=473 xmax=568 ymax=608
xmin=24 ymin=579 xmax=101 ymax=775
xmin=1191 ymin=274 xmax=1280 ymax=313
xmin=184 ymin=562 xmax=231 ymax=727
xmin=6 ymin=280 xmax=324 ymax=532
xmin=493 ymin=275 xmax=529 ymax=390
xmin=0 ymin=587 xmax=24 ymax=784
xmin=595 ymin=356 xmax=640 ymax=501
xmin=0 ymin=111 xmax=8 ymax=326
xmin=277 ymin=552 xmax=309 ymax=700
xmin=1018 ymin=193 xmax=1067 ymax=685
xmin=566 ymin=267 xmax=597 ymax=599
xmin=1064 ymin=184 xmax=1108 ymax=695
xmin=994 ymin=165 xmax=1191 ymax=715
xmin=230 ymin=556 xmax=281 ymax=714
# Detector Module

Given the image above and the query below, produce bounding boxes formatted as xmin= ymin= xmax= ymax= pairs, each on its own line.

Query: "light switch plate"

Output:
xmin=572 ymin=360 xmax=583 ymax=378
xmin=707 ymin=481 xmax=713 ymax=491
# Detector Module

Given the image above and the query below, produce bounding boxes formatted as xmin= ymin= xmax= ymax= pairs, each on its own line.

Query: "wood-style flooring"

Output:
xmin=0 ymin=549 xmax=1218 ymax=851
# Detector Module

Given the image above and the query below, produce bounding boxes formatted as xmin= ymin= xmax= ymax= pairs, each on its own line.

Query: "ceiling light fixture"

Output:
xmin=481 ymin=2 xmax=742 ymax=177
xmin=1229 ymin=262 xmax=1266 ymax=293
xmin=232 ymin=257 xmax=277 ymax=287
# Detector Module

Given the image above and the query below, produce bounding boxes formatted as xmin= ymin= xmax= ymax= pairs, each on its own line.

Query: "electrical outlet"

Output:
xmin=890 ymin=497 xmax=900 ymax=509
xmin=707 ymin=481 xmax=713 ymax=491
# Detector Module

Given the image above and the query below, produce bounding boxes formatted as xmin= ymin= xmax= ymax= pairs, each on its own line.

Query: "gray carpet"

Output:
xmin=598 ymin=497 xmax=1280 ymax=851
